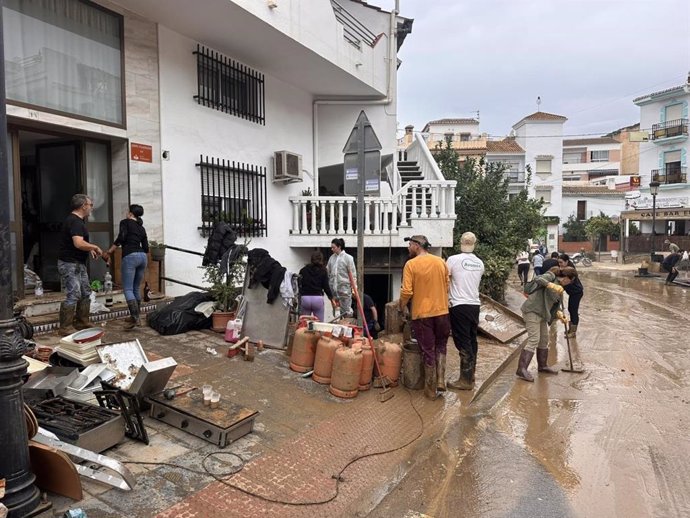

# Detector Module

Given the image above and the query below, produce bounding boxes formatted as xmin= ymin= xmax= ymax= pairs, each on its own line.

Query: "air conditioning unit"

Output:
xmin=273 ymin=151 xmax=303 ymax=183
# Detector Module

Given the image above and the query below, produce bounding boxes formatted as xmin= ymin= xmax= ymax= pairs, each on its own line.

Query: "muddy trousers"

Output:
xmin=411 ymin=314 xmax=450 ymax=367
xmin=449 ymin=304 xmax=480 ymax=379
xmin=517 ymin=264 xmax=530 ymax=285
xmin=523 ymin=312 xmax=548 ymax=353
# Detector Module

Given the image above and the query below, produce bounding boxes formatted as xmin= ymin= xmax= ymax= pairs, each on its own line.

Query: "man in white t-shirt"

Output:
xmin=446 ymin=232 xmax=485 ymax=390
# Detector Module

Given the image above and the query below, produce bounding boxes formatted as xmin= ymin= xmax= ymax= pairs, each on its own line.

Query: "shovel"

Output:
xmin=559 ymin=302 xmax=584 ymax=373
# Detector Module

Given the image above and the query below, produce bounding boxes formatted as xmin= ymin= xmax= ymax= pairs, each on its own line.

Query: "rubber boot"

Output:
xmin=536 ymin=348 xmax=558 ymax=374
xmin=515 ymin=349 xmax=535 ymax=382
xmin=58 ymin=303 xmax=77 ymax=337
xmin=566 ymin=324 xmax=578 ymax=338
xmin=436 ymin=354 xmax=447 ymax=392
xmin=424 ymin=364 xmax=437 ymax=400
xmin=448 ymin=369 xmax=474 ymax=390
xmin=124 ymin=300 xmax=141 ymax=330
xmin=74 ymin=298 xmax=91 ymax=330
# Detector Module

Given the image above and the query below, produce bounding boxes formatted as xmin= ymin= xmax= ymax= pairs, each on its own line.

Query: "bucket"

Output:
xmin=402 ymin=339 xmax=424 ymax=390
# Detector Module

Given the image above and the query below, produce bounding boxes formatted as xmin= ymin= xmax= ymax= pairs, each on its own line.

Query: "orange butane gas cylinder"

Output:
xmin=313 ymin=336 xmax=342 ymax=384
xmin=289 ymin=328 xmax=321 ymax=373
xmin=358 ymin=338 xmax=375 ymax=391
xmin=329 ymin=345 xmax=363 ymax=398
xmin=374 ymin=339 xmax=402 ymax=386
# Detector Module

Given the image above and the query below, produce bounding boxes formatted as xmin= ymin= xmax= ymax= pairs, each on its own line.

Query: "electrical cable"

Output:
xmin=122 ymin=387 xmax=425 ymax=507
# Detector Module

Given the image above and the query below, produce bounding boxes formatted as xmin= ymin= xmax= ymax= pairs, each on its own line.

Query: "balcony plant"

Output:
xmin=149 ymin=241 xmax=166 ymax=261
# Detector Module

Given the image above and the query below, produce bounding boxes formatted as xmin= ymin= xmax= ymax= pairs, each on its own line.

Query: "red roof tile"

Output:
xmin=486 ymin=139 xmax=524 ymax=153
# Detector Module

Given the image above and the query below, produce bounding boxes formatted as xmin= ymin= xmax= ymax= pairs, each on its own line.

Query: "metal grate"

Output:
xmin=193 ymin=44 xmax=265 ymax=125
xmin=197 ymin=155 xmax=267 ymax=238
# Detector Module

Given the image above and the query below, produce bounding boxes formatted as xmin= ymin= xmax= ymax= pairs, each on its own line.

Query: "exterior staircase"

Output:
xmin=397 ymin=160 xmax=433 ymax=221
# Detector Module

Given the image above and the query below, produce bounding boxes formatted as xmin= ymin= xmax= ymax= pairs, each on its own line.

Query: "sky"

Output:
xmin=376 ymin=0 xmax=690 ymax=139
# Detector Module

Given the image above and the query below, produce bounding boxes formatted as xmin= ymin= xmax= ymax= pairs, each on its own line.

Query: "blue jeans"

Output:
xmin=57 ymin=260 xmax=91 ymax=306
xmin=121 ymin=252 xmax=147 ymax=302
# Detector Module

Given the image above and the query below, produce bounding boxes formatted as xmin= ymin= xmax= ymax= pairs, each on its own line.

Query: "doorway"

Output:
xmin=12 ymin=128 xmax=114 ymax=296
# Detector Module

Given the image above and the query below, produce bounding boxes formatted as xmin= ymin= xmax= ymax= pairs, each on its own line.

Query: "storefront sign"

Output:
xmin=628 ymin=196 xmax=688 ymax=210
xmin=624 ymin=208 xmax=690 ymax=221
xmin=131 ymin=143 xmax=153 ymax=163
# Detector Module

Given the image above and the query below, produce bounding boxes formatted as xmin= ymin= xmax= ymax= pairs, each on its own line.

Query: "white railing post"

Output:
xmin=374 ymin=200 xmax=381 ymax=234
xmin=301 ymin=200 xmax=308 ymax=235
xmin=321 ymin=200 xmax=328 ymax=234
xmin=390 ymin=200 xmax=398 ymax=232
xmin=364 ymin=200 xmax=372 ymax=235
xmin=291 ymin=200 xmax=299 ymax=233
xmin=346 ymin=201 xmax=354 ymax=234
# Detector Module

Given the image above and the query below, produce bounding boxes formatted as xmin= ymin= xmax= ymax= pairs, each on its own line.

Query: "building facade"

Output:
xmin=4 ymin=0 xmax=456 ymax=307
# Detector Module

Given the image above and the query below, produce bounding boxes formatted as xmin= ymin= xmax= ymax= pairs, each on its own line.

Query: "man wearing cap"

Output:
xmin=664 ymin=239 xmax=680 ymax=254
xmin=399 ymin=235 xmax=450 ymax=400
xmin=446 ymin=232 xmax=484 ymax=390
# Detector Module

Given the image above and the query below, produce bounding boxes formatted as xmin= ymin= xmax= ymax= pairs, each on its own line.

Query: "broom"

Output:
xmin=559 ymin=301 xmax=584 ymax=373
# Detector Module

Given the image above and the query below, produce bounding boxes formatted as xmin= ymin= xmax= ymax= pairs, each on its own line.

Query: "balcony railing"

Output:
xmin=651 ymin=119 xmax=688 ymax=140
xmin=503 ymin=171 xmax=526 ymax=183
xmin=651 ymin=167 xmax=687 ymax=185
xmin=288 ymin=180 xmax=456 ymax=236
xmin=331 ymin=0 xmax=377 ymax=49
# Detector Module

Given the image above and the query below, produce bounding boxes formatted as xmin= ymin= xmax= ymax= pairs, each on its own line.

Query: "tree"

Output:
xmin=435 ymin=138 xmax=545 ymax=301
xmin=584 ymin=212 xmax=617 ymax=241
xmin=562 ymin=214 xmax=588 ymax=242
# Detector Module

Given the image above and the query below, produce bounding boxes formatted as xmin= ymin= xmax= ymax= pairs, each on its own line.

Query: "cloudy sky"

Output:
xmin=377 ymin=0 xmax=690 ymax=138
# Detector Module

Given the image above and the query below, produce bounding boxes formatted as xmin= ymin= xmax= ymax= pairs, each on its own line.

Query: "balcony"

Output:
xmin=287 ymin=180 xmax=457 ymax=248
xmin=650 ymin=119 xmax=688 ymax=142
xmin=503 ymin=171 xmax=526 ymax=183
xmin=651 ymin=166 xmax=687 ymax=185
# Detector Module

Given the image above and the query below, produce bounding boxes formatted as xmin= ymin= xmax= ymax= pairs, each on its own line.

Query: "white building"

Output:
xmin=629 ymin=76 xmax=690 ymax=238
xmin=4 ymin=0 xmax=456 ymax=308
xmin=512 ymin=111 xmax=567 ymax=252
xmin=562 ymin=137 xmax=622 ymax=182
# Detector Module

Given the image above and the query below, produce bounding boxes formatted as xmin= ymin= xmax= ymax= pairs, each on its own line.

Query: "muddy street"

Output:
xmin=371 ymin=270 xmax=690 ymax=518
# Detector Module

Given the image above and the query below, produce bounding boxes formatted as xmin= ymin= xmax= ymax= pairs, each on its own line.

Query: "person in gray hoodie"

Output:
xmin=517 ymin=267 xmax=576 ymax=381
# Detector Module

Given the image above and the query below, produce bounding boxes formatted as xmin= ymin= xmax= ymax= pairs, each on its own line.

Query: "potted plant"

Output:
xmin=149 ymin=241 xmax=166 ymax=261
xmin=202 ymin=257 xmax=245 ymax=332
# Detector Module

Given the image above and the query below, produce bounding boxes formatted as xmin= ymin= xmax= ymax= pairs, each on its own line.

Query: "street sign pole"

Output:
xmin=356 ymin=116 xmax=365 ymax=305
xmin=0 ymin=8 xmax=42 ymax=516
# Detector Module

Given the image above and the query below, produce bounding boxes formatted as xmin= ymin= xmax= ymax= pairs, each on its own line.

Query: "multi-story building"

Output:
xmin=485 ymin=138 xmax=526 ymax=198
xmin=421 ymin=118 xmax=487 ymax=162
xmin=562 ymin=137 xmax=622 ymax=182
xmin=625 ymin=75 xmax=690 ymax=245
xmin=608 ymin=123 xmax=641 ymax=176
xmin=3 ymin=0 xmax=456 ymax=309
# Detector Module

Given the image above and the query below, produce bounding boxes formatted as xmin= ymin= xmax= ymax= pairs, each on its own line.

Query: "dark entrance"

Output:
xmin=12 ymin=128 xmax=114 ymax=296
xmin=363 ymin=273 xmax=391 ymax=330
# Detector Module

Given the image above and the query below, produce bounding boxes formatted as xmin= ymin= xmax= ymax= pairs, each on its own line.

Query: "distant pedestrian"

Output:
xmin=517 ymin=267 xmax=577 ymax=381
xmin=298 ymin=251 xmax=335 ymax=322
xmin=542 ymin=251 xmax=560 ymax=272
xmin=532 ymin=251 xmax=544 ymax=277
xmin=558 ymin=254 xmax=584 ymax=337
xmin=664 ymin=239 xmax=680 ymax=253
xmin=662 ymin=251 xmax=681 ymax=285
xmin=516 ymin=250 xmax=530 ymax=285
xmin=399 ymin=235 xmax=450 ymax=400
xmin=104 ymin=204 xmax=149 ymax=329
xmin=57 ymin=194 xmax=103 ymax=336
xmin=446 ymin=232 xmax=484 ymax=390
xmin=327 ymin=238 xmax=356 ymax=317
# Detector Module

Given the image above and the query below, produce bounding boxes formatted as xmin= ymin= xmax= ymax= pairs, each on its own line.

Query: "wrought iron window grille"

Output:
xmin=193 ymin=45 xmax=265 ymax=125
xmin=197 ymin=155 xmax=268 ymax=238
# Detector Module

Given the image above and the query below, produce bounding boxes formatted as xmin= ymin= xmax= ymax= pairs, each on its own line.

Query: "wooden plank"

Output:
xmin=478 ymin=293 xmax=526 ymax=343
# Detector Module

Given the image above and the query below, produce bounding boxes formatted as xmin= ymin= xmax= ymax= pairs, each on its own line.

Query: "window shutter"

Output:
xmin=665 ymin=103 xmax=683 ymax=121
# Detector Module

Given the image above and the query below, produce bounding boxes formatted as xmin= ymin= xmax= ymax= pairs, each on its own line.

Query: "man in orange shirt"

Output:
xmin=399 ymin=235 xmax=450 ymax=400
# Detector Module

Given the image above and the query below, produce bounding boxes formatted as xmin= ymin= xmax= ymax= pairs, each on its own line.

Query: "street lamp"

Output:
xmin=649 ymin=180 xmax=660 ymax=257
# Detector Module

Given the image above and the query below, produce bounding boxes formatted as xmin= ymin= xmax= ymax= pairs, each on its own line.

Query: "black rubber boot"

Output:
xmin=58 ymin=303 xmax=77 ymax=337
xmin=436 ymin=354 xmax=447 ymax=392
xmin=515 ymin=349 xmax=535 ymax=382
xmin=124 ymin=299 xmax=140 ymax=330
xmin=537 ymin=348 xmax=558 ymax=374
xmin=74 ymin=298 xmax=91 ymax=330
xmin=448 ymin=369 xmax=474 ymax=390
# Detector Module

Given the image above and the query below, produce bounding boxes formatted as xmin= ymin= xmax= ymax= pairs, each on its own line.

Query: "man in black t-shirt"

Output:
xmin=352 ymin=293 xmax=380 ymax=338
xmin=57 ymin=194 xmax=103 ymax=336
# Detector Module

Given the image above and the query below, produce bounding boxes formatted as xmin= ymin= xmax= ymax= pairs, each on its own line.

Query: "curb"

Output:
xmin=470 ymin=337 xmax=526 ymax=404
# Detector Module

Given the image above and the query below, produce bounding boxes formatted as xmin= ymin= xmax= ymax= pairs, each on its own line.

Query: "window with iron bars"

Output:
xmin=197 ymin=156 xmax=267 ymax=237
xmin=193 ymin=45 xmax=265 ymax=125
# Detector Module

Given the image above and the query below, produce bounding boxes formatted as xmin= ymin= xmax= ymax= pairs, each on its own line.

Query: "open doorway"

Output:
xmin=14 ymin=128 xmax=114 ymax=296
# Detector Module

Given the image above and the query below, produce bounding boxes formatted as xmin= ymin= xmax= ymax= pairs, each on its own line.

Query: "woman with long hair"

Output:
xmin=104 ymin=204 xmax=149 ymax=329
xmin=299 ymin=251 xmax=336 ymax=322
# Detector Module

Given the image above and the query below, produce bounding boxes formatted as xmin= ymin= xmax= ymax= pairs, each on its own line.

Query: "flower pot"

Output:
xmin=150 ymin=247 xmax=165 ymax=262
xmin=212 ymin=311 xmax=236 ymax=333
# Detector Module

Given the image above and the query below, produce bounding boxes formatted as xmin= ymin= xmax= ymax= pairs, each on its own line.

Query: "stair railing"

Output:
xmin=404 ymin=131 xmax=445 ymax=181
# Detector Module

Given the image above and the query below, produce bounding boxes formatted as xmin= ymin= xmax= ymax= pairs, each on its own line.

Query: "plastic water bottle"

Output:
xmin=104 ymin=271 xmax=113 ymax=307
xmin=34 ymin=280 xmax=43 ymax=298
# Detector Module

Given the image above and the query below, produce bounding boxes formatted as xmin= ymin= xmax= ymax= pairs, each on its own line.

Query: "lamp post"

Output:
xmin=649 ymin=181 xmax=660 ymax=257
xmin=0 ymin=8 xmax=42 ymax=517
